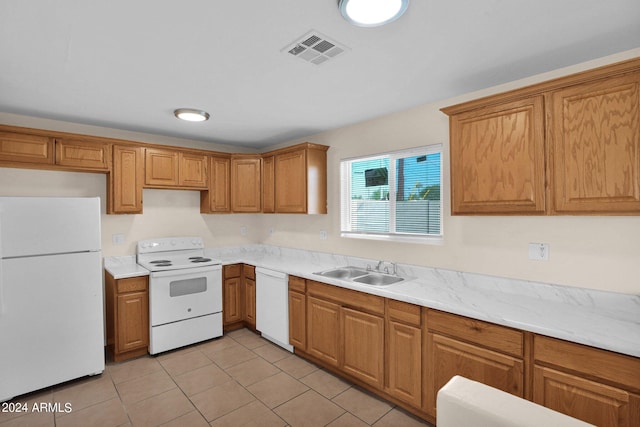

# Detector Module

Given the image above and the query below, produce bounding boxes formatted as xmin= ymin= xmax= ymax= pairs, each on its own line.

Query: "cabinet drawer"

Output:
xmin=243 ymin=264 xmax=256 ymax=280
xmin=224 ymin=264 xmax=242 ymax=279
xmin=307 ymin=280 xmax=384 ymax=316
xmin=426 ymin=309 xmax=523 ymax=358
xmin=289 ymin=275 xmax=306 ymax=293
xmin=387 ymin=299 xmax=421 ymax=327
xmin=534 ymin=335 xmax=640 ymax=392
xmin=116 ymin=276 xmax=148 ymax=294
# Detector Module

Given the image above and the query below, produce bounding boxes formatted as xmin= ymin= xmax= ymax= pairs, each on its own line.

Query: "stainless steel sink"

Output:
xmin=314 ymin=266 xmax=369 ymax=280
xmin=352 ymin=272 xmax=404 ymax=286
xmin=314 ymin=266 xmax=405 ymax=286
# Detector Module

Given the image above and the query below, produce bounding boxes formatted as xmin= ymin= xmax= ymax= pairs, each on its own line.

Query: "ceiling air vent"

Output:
xmin=283 ymin=31 xmax=348 ymax=65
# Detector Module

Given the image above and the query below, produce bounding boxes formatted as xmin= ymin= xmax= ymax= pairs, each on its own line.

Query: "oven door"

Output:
xmin=149 ymin=265 xmax=222 ymax=327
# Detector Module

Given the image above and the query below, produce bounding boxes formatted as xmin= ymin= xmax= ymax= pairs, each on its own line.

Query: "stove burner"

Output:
xmin=191 ymin=258 xmax=212 ymax=263
xmin=150 ymin=260 xmax=171 ymax=264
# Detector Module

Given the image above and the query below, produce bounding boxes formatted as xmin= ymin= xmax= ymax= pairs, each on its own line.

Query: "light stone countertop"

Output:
xmin=103 ymin=244 xmax=640 ymax=358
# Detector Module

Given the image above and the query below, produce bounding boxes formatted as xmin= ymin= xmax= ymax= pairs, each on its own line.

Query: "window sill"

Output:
xmin=340 ymin=232 xmax=444 ymax=245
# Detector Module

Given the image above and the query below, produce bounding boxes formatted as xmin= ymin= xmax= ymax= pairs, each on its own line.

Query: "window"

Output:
xmin=340 ymin=145 xmax=442 ymax=242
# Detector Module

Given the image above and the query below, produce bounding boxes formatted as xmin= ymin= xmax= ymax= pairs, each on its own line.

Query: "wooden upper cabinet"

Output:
xmin=145 ymin=148 xmax=207 ymax=189
xmin=448 ymin=96 xmax=546 ymax=215
xmin=273 ymin=144 xmax=328 ymax=214
xmin=55 ymin=138 xmax=111 ymax=170
xmin=550 ymin=71 xmax=640 ymax=214
xmin=202 ymin=156 xmax=231 ymax=213
xmin=108 ymin=145 xmax=144 ymax=214
xmin=231 ymin=155 xmax=261 ymax=212
xmin=262 ymin=155 xmax=275 ymax=213
xmin=0 ymin=130 xmax=54 ymax=165
xmin=145 ymin=148 xmax=179 ymax=186
xmin=178 ymin=152 xmax=207 ymax=188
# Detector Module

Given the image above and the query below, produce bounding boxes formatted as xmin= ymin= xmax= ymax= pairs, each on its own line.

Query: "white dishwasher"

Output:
xmin=255 ymin=267 xmax=294 ymax=352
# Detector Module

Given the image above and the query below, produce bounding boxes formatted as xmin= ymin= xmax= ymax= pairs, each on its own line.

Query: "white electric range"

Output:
xmin=137 ymin=237 xmax=222 ymax=354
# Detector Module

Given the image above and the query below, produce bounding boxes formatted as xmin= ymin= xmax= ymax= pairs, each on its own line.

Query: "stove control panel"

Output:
xmin=137 ymin=236 xmax=204 ymax=254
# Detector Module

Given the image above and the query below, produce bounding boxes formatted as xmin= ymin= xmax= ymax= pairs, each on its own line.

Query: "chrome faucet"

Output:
xmin=376 ymin=260 xmax=384 ymax=272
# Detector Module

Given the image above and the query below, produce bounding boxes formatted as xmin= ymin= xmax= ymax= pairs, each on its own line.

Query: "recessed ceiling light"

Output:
xmin=338 ymin=0 xmax=409 ymax=27
xmin=174 ymin=108 xmax=210 ymax=122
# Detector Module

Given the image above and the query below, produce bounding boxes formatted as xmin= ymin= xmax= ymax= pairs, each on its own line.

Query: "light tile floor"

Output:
xmin=0 ymin=328 xmax=433 ymax=427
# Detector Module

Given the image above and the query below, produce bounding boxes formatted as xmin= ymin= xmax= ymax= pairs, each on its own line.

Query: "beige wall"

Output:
xmin=2 ymin=48 xmax=639 ymax=294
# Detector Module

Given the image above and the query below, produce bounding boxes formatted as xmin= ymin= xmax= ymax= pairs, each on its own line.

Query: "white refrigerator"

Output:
xmin=0 ymin=197 xmax=104 ymax=402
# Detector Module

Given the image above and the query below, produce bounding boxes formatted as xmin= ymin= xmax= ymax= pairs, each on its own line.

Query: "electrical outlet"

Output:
xmin=112 ymin=233 xmax=125 ymax=245
xmin=269 ymin=227 xmax=274 ymax=236
xmin=240 ymin=226 xmax=247 ymax=236
xmin=528 ymin=243 xmax=549 ymax=261
xmin=319 ymin=230 xmax=328 ymax=240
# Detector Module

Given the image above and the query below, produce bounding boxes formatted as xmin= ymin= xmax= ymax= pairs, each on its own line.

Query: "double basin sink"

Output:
xmin=313 ymin=266 xmax=404 ymax=286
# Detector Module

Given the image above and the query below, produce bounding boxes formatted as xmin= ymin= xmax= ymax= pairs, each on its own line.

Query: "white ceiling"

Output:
xmin=1 ymin=1 xmax=639 ymax=149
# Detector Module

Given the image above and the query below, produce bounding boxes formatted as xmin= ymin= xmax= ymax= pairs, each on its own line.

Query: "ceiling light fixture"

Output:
xmin=173 ymin=108 xmax=210 ymax=122
xmin=338 ymin=0 xmax=409 ymax=27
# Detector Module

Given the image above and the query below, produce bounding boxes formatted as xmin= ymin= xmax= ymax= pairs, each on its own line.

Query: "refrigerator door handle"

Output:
xmin=0 ymin=211 xmax=4 ymax=316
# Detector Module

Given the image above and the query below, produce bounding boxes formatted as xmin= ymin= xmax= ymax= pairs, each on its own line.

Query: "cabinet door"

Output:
xmin=179 ymin=152 xmax=208 ymax=188
xmin=0 ymin=131 xmax=54 ymax=165
xmin=551 ymin=72 xmax=640 ymax=213
xmin=534 ymin=366 xmax=640 ymax=427
xmin=424 ymin=333 xmax=524 ymax=416
xmin=341 ymin=307 xmax=384 ymax=388
xmin=223 ymin=277 xmax=242 ymax=326
xmin=55 ymin=138 xmax=111 ymax=170
xmin=231 ymin=156 xmax=261 ymax=212
xmin=244 ymin=277 xmax=256 ymax=328
xmin=275 ymin=149 xmax=307 ymax=213
xmin=262 ymin=155 xmax=275 ymax=213
xmin=205 ymin=156 xmax=231 ymax=213
xmin=387 ymin=320 xmax=422 ymax=407
xmin=116 ymin=291 xmax=149 ymax=353
xmin=109 ymin=145 xmax=144 ymax=214
xmin=449 ymin=96 xmax=546 ymax=214
xmin=288 ymin=290 xmax=306 ymax=350
xmin=145 ymin=148 xmax=179 ymax=186
xmin=306 ymin=296 xmax=340 ymax=367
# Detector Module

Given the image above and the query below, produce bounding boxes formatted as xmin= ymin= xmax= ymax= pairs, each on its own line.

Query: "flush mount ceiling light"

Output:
xmin=338 ymin=0 xmax=409 ymax=27
xmin=173 ymin=108 xmax=210 ymax=122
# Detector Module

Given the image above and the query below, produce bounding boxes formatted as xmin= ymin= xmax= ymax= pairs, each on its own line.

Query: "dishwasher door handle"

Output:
xmin=255 ymin=267 xmax=287 ymax=280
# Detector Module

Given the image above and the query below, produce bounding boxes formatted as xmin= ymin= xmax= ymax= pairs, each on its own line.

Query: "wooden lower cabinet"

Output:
xmin=223 ymin=264 xmax=243 ymax=330
xmin=223 ymin=263 xmax=257 ymax=331
xmin=423 ymin=309 xmax=525 ymax=417
xmin=288 ymin=276 xmax=306 ymax=350
xmin=533 ymin=335 xmax=640 ymax=427
xmin=306 ymin=296 xmax=341 ymax=367
xmin=244 ymin=265 xmax=256 ymax=330
xmin=289 ymin=281 xmax=640 ymax=427
xmin=534 ymin=366 xmax=639 ymax=427
xmin=386 ymin=299 xmax=422 ymax=408
xmin=105 ymin=273 xmax=149 ymax=362
xmin=341 ymin=307 xmax=384 ymax=388
xmin=424 ymin=332 xmax=525 ymax=415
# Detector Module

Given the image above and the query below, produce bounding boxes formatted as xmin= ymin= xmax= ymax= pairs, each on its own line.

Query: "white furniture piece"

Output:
xmin=256 ymin=267 xmax=293 ymax=352
xmin=437 ymin=376 xmax=594 ymax=427
xmin=0 ymin=197 xmax=104 ymax=402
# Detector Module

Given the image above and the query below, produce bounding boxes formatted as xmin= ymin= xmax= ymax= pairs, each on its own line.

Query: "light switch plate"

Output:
xmin=112 ymin=233 xmax=125 ymax=245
